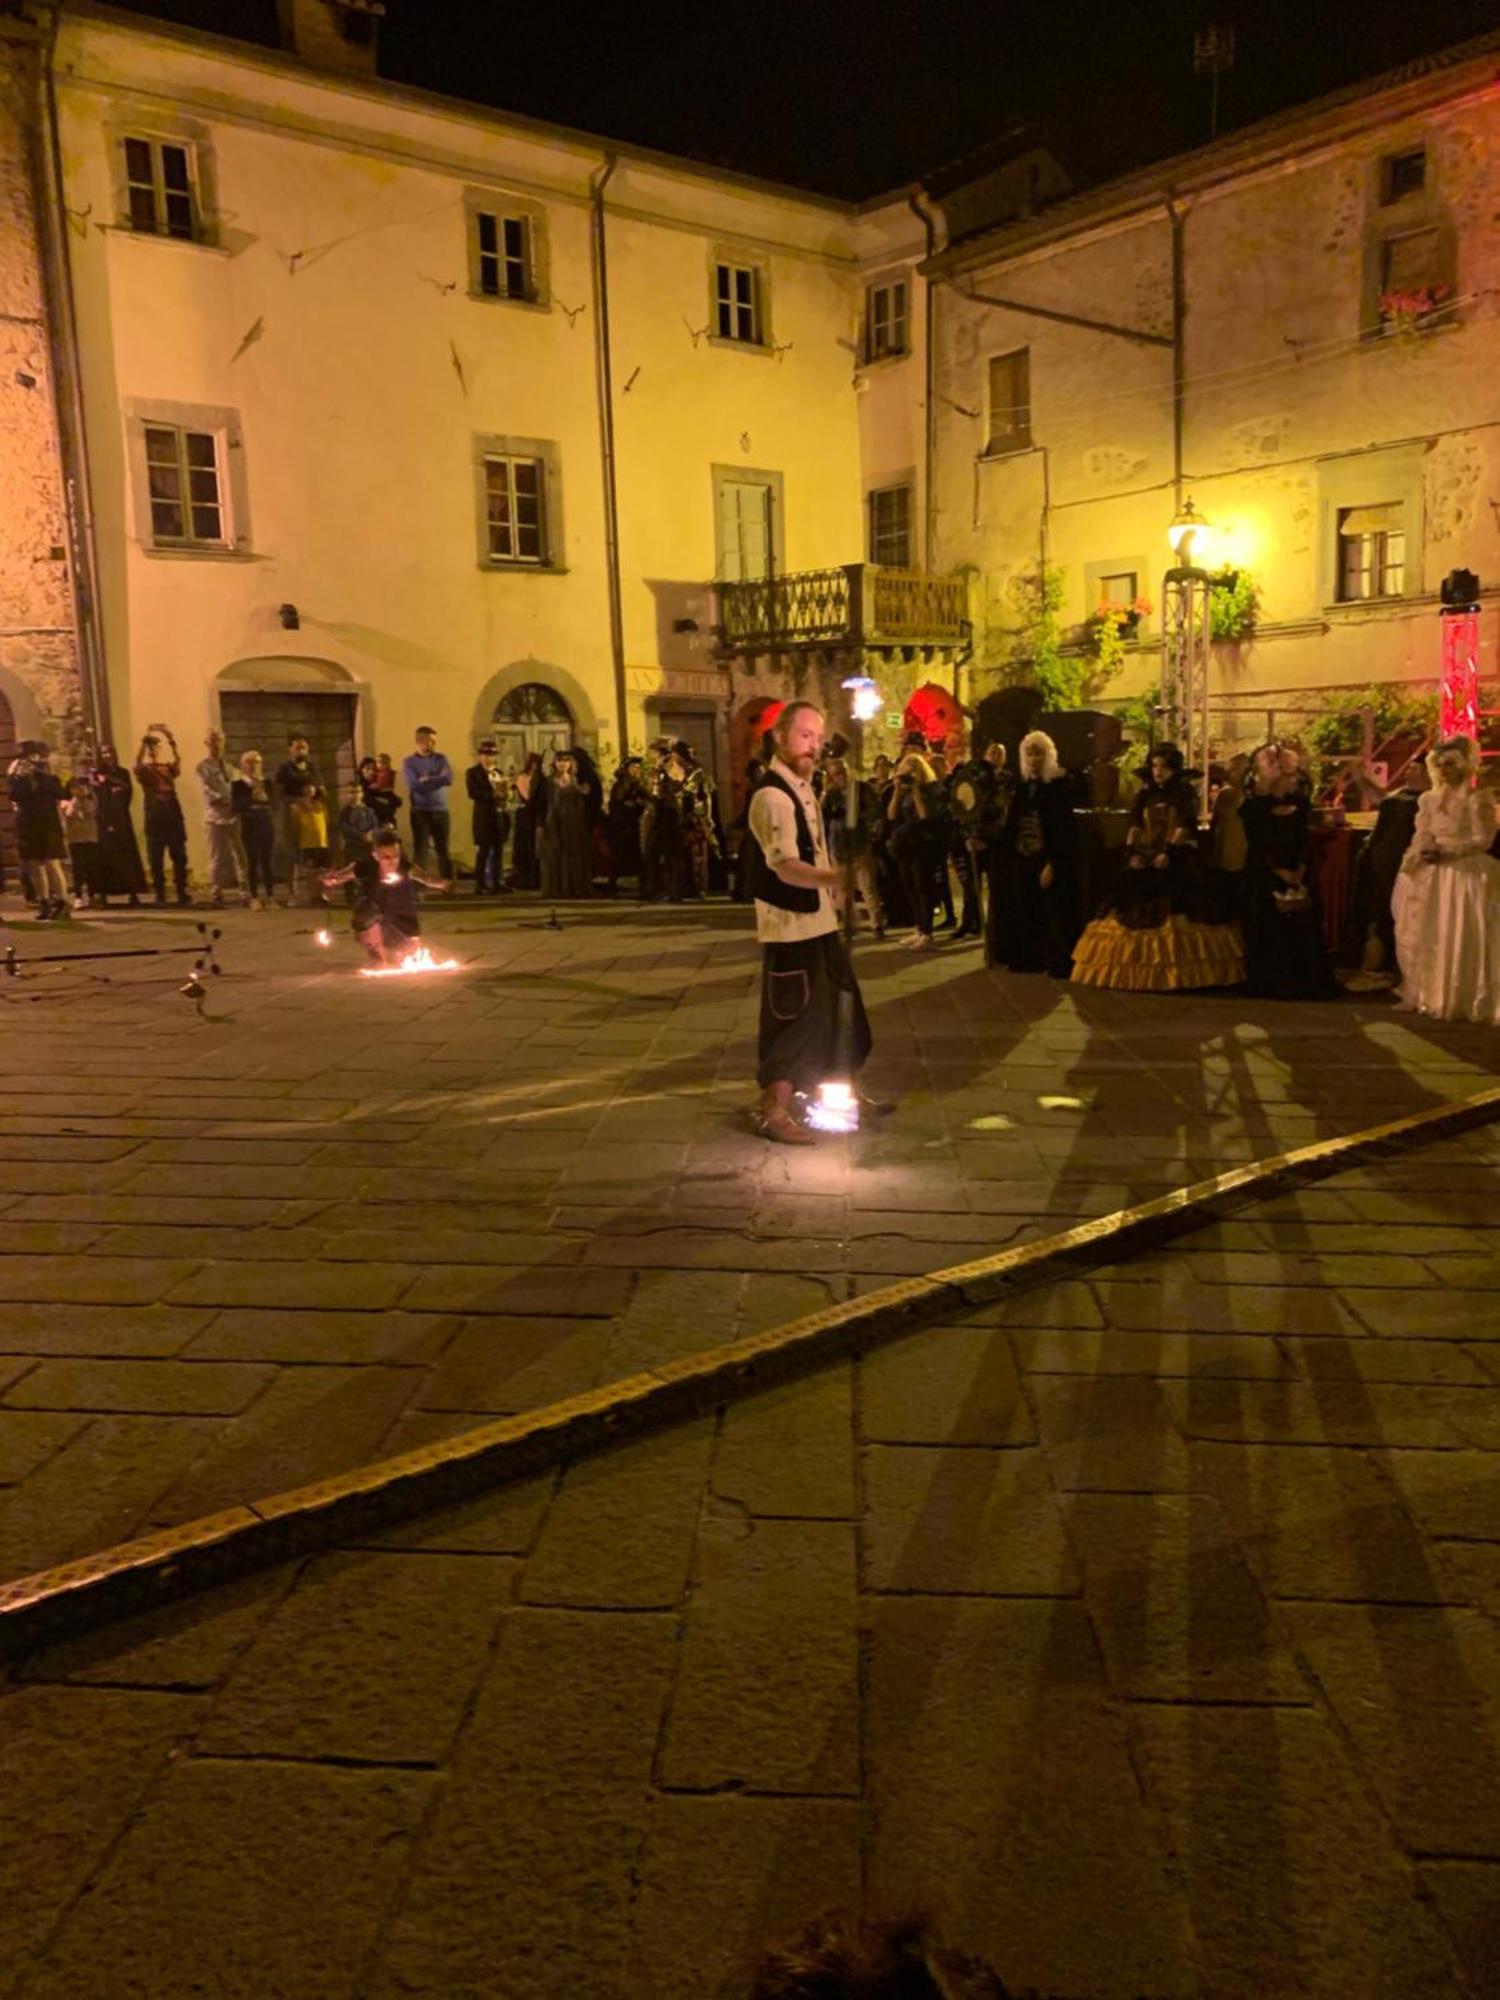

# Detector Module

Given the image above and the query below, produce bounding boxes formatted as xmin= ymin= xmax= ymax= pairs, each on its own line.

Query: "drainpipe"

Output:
xmin=590 ymin=154 xmax=628 ymax=758
xmin=31 ymin=5 xmax=111 ymax=746
xmin=906 ymin=190 xmax=937 ymax=574
xmin=1166 ymin=193 xmax=1186 ymax=506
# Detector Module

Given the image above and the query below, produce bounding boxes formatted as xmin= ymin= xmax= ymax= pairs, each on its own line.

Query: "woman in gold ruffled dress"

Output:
xmin=1071 ymin=744 xmax=1244 ymax=991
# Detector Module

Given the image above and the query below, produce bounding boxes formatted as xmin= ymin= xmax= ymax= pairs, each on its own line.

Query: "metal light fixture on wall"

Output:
xmin=278 ymin=603 xmax=301 ymax=631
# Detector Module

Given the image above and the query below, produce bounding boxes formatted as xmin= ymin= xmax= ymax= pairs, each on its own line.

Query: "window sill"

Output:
xmin=140 ymin=544 xmax=259 ymax=562
xmin=480 ymin=560 xmax=569 ymax=576
xmin=977 ymin=442 xmax=1034 ymax=463
xmin=707 ymin=335 xmax=773 ymax=357
xmin=114 ymin=227 xmax=228 ymax=256
xmin=1324 ymin=593 xmax=1419 ymax=616
xmin=861 ymin=347 xmax=911 ymax=370
xmin=468 ymin=290 xmax=551 ymax=315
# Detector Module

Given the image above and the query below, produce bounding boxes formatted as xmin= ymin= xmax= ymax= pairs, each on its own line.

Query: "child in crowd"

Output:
xmin=336 ymin=777 xmax=379 ymax=865
xmin=61 ymin=774 xmax=104 ymax=909
xmin=288 ymin=780 xmax=329 ymax=905
xmin=323 ymin=827 xmax=448 ymax=967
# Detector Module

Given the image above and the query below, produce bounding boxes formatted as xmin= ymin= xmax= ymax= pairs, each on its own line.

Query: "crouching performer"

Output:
xmin=747 ymin=702 xmax=873 ymax=1144
xmin=324 ymin=827 xmax=448 ymax=967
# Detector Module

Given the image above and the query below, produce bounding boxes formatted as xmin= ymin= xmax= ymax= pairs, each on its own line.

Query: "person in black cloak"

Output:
xmin=539 ymin=748 xmax=595 ymax=898
xmin=607 ymin=755 xmax=649 ymax=895
xmin=88 ymin=743 xmax=146 ymax=907
xmin=1241 ymin=743 xmax=1341 ymax=1000
xmin=511 ymin=751 xmax=546 ymax=889
xmin=986 ymin=728 xmax=1079 ymax=975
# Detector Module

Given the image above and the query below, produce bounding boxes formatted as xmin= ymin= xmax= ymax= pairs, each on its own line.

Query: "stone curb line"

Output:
xmin=3 ymin=1081 xmax=1498 ymax=1662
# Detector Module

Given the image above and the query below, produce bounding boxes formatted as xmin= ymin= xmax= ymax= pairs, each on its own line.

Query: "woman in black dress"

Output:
xmin=88 ymin=744 xmax=145 ymax=907
xmin=1072 ymin=744 xmax=1244 ymax=991
xmin=986 ymin=730 xmax=1080 ymax=975
xmin=1240 ymin=745 xmax=1340 ymax=1000
xmin=512 ymin=752 xmax=545 ymax=890
xmin=885 ymin=751 xmax=946 ymax=950
xmin=539 ymin=750 xmax=594 ymax=898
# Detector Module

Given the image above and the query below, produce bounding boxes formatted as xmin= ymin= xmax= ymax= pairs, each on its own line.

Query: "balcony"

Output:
xmin=715 ymin=564 xmax=969 ymax=654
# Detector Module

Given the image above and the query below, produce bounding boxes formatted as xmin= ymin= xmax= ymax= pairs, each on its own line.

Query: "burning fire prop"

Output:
xmin=359 ymin=945 xmax=462 ymax=979
xmin=803 ymin=1079 xmax=859 ymax=1134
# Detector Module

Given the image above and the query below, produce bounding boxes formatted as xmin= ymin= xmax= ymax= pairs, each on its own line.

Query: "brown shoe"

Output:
xmin=758 ymin=1081 xmax=815 ymax=1145
xmin=760 ymin=1104 xmax=815 ymax=1145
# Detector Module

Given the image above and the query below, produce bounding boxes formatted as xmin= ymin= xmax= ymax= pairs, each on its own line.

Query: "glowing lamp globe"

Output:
xmin=841 ymin=675 xmax=882 ymax=724
xmin=1167 ymin=498 xmax=1211 ymax=566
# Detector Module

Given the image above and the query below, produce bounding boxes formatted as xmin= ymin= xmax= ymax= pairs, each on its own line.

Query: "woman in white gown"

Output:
xmin=1392 ymin=735 xmax=1500 ymax=1025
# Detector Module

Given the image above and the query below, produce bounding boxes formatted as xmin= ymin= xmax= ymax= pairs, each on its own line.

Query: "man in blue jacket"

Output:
xmin=401 ymin=726 xmax=454 ymax=879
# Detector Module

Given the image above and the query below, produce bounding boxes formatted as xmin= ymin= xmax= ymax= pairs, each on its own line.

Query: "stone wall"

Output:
xmin=0 ymin=25 xmax=85 ymax=757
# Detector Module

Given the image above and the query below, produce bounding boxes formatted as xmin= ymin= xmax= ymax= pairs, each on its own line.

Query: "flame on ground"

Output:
xmin=359 ymin=945 xmax=462 ymax=979
xmin=804 ymin=1079 xmax=859 ymax=1133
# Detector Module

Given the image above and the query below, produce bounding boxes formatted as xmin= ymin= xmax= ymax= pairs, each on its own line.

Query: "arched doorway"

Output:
xmin=216 ymin=657 xmax=362 ymax=798
xmin=492 ymin=682 xmax=574 ymax=772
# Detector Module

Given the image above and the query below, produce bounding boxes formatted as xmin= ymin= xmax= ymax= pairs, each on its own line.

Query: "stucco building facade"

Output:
xmin=926 ymin=32 xmax=1500 ymax=750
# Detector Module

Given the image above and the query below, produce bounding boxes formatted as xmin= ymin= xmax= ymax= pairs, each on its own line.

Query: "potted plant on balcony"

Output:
xmin=1085 ymin=594 xmax=1151 ymax=674
xmin=1378 ymin=283 xmax=1453 ymax=348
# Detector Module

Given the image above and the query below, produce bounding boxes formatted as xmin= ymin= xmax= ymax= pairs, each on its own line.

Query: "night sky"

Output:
xmin=113 ymin=0 xmax=1500 ymax=198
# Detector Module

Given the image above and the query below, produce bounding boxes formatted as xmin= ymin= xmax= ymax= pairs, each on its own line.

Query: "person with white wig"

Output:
xmin=1392 ymin=734 xmax=1500 ymax=1025
xmin=984 ymin=729 xmax=1079 ymax=975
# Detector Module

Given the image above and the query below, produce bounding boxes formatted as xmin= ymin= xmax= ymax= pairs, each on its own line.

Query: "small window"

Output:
xmin=123 ymin=135 xmax=196 ymax=240
xmin=1097 ymin=570 xmax=1138 ymax=607
xmin=868 ymin=485 xmax=912 ymax=568
xmin=1382 ymin=148 xmax=1426 ymax=203
xmin=485 ymin=455 xmax=547 ymax=564
xmin=1338 ymin=504 xmax=1405 ymax=601
xmin=985 ymin=349 xmax=1031 ymax=455
xmin=1381 ymin=228 xmax=1441 ymax=296
xmin=715 ymin=261 xmax=762 ymax=344
xmin=474 ymin=209 xmax=533 ymax=301
xmin=142 ymin=423 xmax=226 ymax=547
xmin=865 ymin=279 xmax=908 ymax=361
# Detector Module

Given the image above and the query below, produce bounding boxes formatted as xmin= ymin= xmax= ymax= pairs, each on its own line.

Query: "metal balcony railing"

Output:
xmin=716 ymin=564 xmax=968 ymax=650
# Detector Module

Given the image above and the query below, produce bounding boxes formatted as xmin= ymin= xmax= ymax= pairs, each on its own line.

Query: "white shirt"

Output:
xmin=748 ymin=757 xmax=839 ymax=944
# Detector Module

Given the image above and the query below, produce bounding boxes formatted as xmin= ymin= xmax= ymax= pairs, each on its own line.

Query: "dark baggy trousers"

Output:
xmin=410 ymin=807 xmax=451 ymax=878
xmin=756 ymin=931 xmax=872 ymax=1093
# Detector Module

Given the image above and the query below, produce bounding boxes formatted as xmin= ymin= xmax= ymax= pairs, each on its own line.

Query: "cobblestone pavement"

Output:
xmin=3 ymin=1112 xmax=1500 ymax=1996
xmin=0 ymin=896 xmax=1492 ymax=1596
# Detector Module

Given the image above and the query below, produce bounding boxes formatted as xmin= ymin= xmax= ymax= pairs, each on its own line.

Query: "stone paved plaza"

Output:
xmin=1 ymin=898 xmax=1499 ymax=1996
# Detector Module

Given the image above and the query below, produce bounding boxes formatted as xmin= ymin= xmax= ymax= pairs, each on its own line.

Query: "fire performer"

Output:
xmin=323 ymin=827 xmax=448 ymax=969
xmin=746 ymin=702 xmax=872 ymax=1144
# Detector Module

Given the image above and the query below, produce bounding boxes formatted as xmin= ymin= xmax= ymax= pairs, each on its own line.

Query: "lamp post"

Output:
xmin=1438 ymin=567 xmax=1482 ymax=746
xmin=1161 ymin=498 xmax=1213 ymax=815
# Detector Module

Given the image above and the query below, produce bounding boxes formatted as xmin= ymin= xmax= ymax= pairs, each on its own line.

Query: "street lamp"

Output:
xmin=1161 ymin=499 xmax=1213 ymax=814
xmin=841 ymin=674 xmax=883 ymax=724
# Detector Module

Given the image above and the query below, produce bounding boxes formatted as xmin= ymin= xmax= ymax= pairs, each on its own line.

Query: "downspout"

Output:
xmin=906 ymin=190 xmax=937 ymax=574
xmin=589 ymin=154 xmax=628 ymax=758
xmin=1166 ymin=193 xmax=1185 ymax=505
xmin=32 ymin=5 xmax=111 ymax=745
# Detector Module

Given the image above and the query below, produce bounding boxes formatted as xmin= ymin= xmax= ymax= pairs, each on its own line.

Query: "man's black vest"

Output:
xmin=746 ymin=770 xmax=821 ymax=914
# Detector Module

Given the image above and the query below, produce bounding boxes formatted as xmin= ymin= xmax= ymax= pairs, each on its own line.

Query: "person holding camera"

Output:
xmin=9 ymin=741 xmax=70 ymax=921
xmin=88 ymin=744 xmax=146 ymax=908
xmin=886 ymin=750 xmax=946 ymax=950
xmin=134 ymin=724 xmax=191 ymax=906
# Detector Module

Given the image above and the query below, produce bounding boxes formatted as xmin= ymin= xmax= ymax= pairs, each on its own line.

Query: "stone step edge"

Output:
xmin=3 ymin=1081 xmax=1497 ymax=1661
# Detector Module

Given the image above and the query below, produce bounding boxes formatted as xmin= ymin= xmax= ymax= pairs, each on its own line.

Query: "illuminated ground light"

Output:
xmin=804 ymin=1079 xmax=859 ymax=1133
xmin=969 ymin=1113 xmax=1016 ymax=1131
xmin=359 ymin=946 xmax=462 ymax=979
xmin=314 ymin=928 xmax=334 ymax=947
